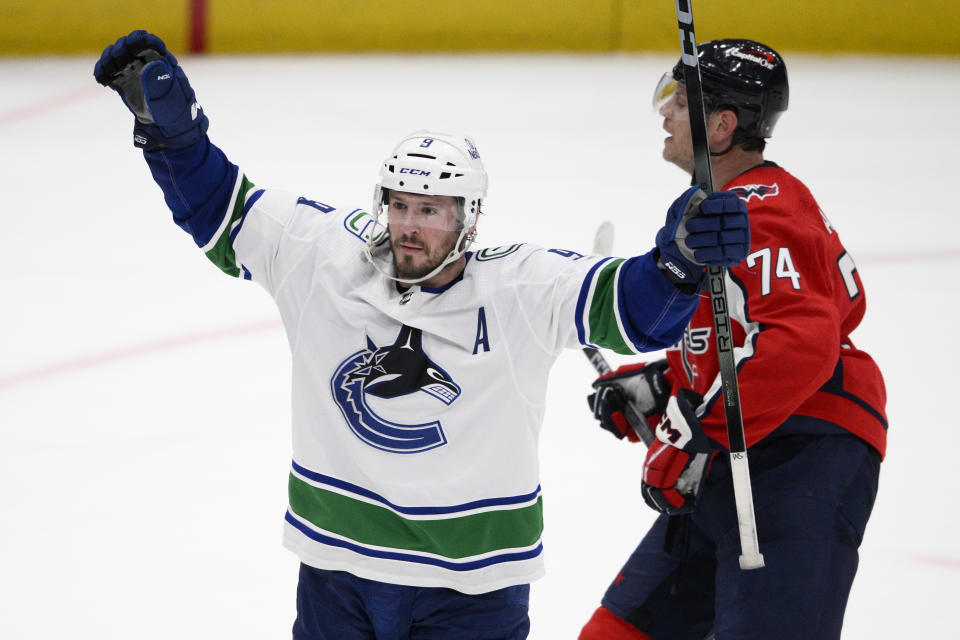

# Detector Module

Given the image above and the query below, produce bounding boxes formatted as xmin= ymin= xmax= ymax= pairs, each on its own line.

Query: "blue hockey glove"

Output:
xmin=94 ymin=30 xmax=208 ymax=151
xmin=656 ymin=187 xmax=750 ymax=288
xmin=587 ymin=360 xmax=669 ymax=442
xmin=642 ymin=389 xmax=715 ymax=515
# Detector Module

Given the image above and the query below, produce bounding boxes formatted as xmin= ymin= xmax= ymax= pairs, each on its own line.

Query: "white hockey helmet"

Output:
xmin=366 ymin=131 xmax=489 ymax=284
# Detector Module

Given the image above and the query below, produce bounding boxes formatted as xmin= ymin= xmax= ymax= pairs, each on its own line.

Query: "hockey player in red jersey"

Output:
xmin=580 ymin=40 xmax=886 ymax=639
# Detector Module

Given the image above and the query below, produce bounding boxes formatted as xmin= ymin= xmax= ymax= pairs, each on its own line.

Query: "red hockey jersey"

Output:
xmin=664 ymin=162 xmax=887 ymax=458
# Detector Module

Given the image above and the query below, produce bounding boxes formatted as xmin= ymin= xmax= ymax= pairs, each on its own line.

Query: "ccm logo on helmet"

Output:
xmin=399 ymin=168 xmax=431 ymax=176
xmin=730 ymin=49 xmax=776 ymax=70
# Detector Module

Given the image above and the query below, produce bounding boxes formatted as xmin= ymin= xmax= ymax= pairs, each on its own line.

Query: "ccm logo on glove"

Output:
xmin=641 ymin=389 xmax=715 ymax=515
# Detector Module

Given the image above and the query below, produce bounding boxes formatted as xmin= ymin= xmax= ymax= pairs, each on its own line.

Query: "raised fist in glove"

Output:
xmin=94 ymin=30 xmax=208 ymax=151
xmin=587 ymin=360 xmax=669 ymax=443
xmin=642 ymin=388 xmax=715 ymax=515
xmin=656 ymin=186 xmax=750 ymax=289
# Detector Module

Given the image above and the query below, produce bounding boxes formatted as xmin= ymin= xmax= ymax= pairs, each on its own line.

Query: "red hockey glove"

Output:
xmin=587 ymin=360 xmax=669 ymax=442
xmin=642 ymin=389 xmax=715 ymax=515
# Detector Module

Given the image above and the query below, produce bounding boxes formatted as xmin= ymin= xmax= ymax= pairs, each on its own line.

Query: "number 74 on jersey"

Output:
xmin=745 ymin=246 xmax=860 ymax=300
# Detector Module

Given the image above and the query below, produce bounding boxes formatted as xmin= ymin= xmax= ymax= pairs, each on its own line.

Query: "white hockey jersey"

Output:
xmin=195 ymin=173 xmax=692 ymax=594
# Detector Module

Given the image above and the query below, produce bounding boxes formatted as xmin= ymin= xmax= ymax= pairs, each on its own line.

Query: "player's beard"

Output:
xmin=391 ymin=230 xmax=460 ymax=281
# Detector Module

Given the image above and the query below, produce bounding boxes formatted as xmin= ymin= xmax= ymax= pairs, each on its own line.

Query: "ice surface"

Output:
xmin=1 ymin=52 xmax=958 ymax=638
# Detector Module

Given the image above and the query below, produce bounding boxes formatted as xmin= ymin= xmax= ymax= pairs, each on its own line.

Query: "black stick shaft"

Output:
xmin=582 ymin=347 xmax=611 ymax=376
xmin=674 ymin=0 xmax=764 ymax=569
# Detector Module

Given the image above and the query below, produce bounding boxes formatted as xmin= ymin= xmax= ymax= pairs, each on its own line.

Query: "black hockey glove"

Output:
xmin=656 ymin=186 xmax=750 ymax=289
xmin=642 ymin=389 xmax=716 ymax=515
xmin=587 ymin=360 xmax=669 ymax=443
xmin=94 ymin=30 xmax=208 ymax=151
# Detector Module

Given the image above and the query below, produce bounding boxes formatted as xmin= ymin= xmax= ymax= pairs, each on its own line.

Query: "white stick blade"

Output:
xmin=593 ymin=221 xmax=615 ymax=255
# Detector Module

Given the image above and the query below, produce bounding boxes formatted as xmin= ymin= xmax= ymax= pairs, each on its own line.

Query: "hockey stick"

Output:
xmin=581 ymin=222 xmax=655 ymax=446
xmin=674 ymin=0 xmax=764 ymax=570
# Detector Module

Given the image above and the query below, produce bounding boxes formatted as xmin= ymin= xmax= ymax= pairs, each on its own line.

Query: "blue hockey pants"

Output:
xmin=293 ymin=564 xmax=530 ymax=640
xmin=599 ymin=433 xmax=881 ymax=640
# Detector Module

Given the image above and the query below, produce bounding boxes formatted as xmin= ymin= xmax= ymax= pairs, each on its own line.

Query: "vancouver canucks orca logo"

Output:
xmin=331 ymin=325 xmax=460 ymax=453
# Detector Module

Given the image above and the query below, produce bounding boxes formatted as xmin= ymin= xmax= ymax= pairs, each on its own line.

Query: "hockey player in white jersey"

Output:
xmin=94 ymin=30 xmax=750 ymax=639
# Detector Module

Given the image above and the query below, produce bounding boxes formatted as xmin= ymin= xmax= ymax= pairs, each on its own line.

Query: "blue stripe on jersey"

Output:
xmin=285 ymin=511 xmax=543 ymax=570
xmin=291 ymin=460 xmax=541 ymax=516
xmin=575 ymin=256 xmax=615 ymax=347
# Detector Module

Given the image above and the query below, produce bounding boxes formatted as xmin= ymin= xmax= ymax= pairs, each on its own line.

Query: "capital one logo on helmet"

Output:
xmin=330 ymin=325 xmax=461 ymax=454
xmin=730 ymin=49 xmax=776 ymax=70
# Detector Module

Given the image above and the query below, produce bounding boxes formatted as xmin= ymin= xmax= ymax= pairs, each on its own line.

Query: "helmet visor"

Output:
xmin=653 ymin=72 xmax=679 ymax=111
xmin=382 ymin=189 xmax=464 ymax=232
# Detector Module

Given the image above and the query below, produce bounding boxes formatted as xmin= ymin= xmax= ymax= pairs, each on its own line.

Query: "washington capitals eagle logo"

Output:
xmin=729 ymin=183 xmax=779 ymax=202
xmin=330 ymin=325 xmax=461 ymax=453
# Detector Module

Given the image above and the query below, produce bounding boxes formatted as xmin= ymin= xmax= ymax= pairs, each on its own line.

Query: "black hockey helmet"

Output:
xmin=668 ymin=39 xmax=789 ymax=139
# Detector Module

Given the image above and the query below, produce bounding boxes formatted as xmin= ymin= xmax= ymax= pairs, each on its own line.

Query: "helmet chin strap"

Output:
xmin=709 ymin=138 xmax=737 ymax=157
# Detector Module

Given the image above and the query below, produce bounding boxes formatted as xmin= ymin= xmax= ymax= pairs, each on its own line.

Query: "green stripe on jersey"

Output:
xmin=587 ymin=259 xmax=634 ymax=354
xmin=204 ymin=174 xmax=256 ymax=277
xmin=288 ymin=474 xmax=543 ymax=559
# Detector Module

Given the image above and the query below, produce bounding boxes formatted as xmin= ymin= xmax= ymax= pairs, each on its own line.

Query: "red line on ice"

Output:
xmin=0 ymin=319 xmax=281 ymax=391
xmin=0 ymin=85 xmax=102 ymax=128
xmin=910 ymin=555 xmax=960 ymax=571
xmin=857 ymin=248 xmax=960 ymax=264
xmin=2 ymin=247 xmax=960 ymax=392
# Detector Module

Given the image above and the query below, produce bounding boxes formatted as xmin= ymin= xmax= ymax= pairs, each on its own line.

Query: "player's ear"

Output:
xmin=709 ymin=108 xmax=738 ymax=147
